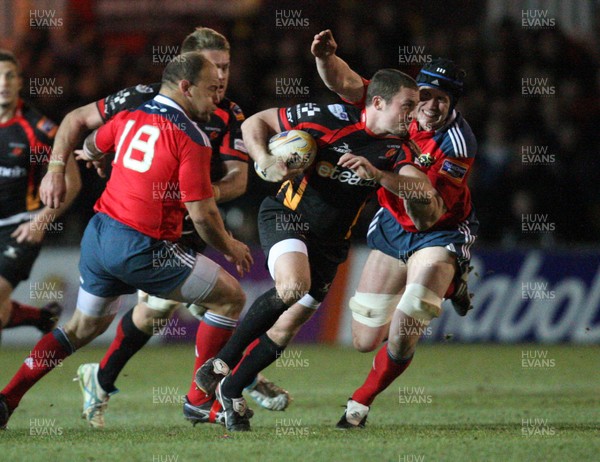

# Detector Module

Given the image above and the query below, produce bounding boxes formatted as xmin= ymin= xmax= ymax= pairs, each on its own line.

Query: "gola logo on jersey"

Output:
xmin=316 ymin=161 xmax=377 ymax=187
xmin=234 ymin=139 xmax=247 ymax=153
xmin=9 ymin=142 xmax=26 ymax=157
xmin=231 ymin=103 xmax=244 ymax=121
xmin=331 ymin=142 xmax=351 ymax=154
xmin=36 ymin=117 xmax=57 ymax=137
xmin=439 ymin=158 xmax=468 ymax=183
xmin=417 ymin=153 xmax=433 ymax=167
xmin=383 ymin=148 xmax=398 ymax=159
xmin=327 ymin=104 xmax=349 ymax=121
xmin=0 ymin=166 xmax=27 ymax=178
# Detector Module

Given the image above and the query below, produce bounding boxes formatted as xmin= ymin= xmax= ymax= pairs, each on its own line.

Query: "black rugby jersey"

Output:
xmin=0 ymin=100 xmax=56 ymax=222
xmin=276 ymin=102 xmax=414 ymax=241
xmin=95 ymin=83 xmax=248 ymax=182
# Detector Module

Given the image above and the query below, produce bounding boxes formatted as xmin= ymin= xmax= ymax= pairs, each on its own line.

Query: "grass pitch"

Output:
xmin=0 ymin=343 xmax=598 ymax=462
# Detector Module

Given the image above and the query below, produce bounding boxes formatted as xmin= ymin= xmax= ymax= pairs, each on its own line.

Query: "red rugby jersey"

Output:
xmin=349 ymin=78 xmax=477 ymax=231
xmin=93 ymin=94 xmax=213 ymax=240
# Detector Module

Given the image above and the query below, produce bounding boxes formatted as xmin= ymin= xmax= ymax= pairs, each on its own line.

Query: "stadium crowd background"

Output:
xmin=2 ymin=0 xmax=598 ymax=247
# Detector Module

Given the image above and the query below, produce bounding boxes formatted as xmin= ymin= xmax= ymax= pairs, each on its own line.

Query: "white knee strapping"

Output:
xmin=350 ymin=292 xmax=401 ymax=328
xmin=396 ymin=283 xmax=442 ymax=325
xmin=145 ymin=296 xmax=181 ymax=313
xmin=267 ymin=239 xmax=308 ymax=280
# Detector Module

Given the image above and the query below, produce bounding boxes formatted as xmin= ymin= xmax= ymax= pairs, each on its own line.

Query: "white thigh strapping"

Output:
xmin=267 ymin=239 xmax=308 ymax=280
xmin=76 ymin=287 xmax=122 ymax=317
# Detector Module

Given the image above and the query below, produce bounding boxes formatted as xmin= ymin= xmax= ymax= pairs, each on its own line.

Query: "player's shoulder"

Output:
xmin=20 ymin=101 xmax=57 ymax=140
xmin=437 ymin=111 xmax=477 ymax=159
xmin=103 ymin=82 xmax=161 ymax=119
xmin=290 ymin=101 xmax=359 ymax=124
xmin=146 ymin=95 xmax=211 ymax=148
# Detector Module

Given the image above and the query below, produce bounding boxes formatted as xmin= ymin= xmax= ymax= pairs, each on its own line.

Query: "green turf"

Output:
xmin=0 ymin=344 xmax=598 ymax=461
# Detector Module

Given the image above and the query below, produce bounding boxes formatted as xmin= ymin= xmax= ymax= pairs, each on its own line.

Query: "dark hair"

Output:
xmin=366 ymin=69 xmax=417 ymax=106
xmin=181 ymin=27 xmax=230 ymax=53
xmin=0 ymin=49 xmax=20 ymax=68
xmin=161 ymin=52 xmax=212 ymax=87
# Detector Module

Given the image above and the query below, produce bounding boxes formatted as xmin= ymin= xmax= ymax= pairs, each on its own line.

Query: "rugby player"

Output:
xmin=39 ymin=28 xmax=289 ymax=428
xmin=0 ymin=50 xmax=80 ymax=340
xmin=0 ymin=52 xmax=253 ymax=430
xmin=195 ymin=69 xmax=445 ymax=431
xmin=311 ymin=30 xmax=478 ymax=428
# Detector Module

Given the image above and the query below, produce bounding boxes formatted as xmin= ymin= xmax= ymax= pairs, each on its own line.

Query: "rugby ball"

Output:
xmin=254 ymin=130 xmax=317 ymax=181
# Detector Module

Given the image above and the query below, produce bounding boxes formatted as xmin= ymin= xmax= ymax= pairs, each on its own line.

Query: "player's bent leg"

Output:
xmin=200 ymin=242 xmax=310 ymax=388
xmin=350 ymin=249 xmax=407 ymax=352
xmin=1 ymin=289 xmax=119 ymax=428
xmin=184 ymin=261 xmax=246 ymax=401
xmin=184 ymin=270 xmax=243 ymax=415
xmin=65 ymin=289 xmax=121 ymax=429
xmin=339 ymin=248 xmax=454 ymax=429
xmin=243 ymin=301 xmax=315 ymax=412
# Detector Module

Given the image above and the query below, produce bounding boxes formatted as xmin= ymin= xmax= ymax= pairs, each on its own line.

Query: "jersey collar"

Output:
xmin=155 ymin=94 xmax=186 ymax=113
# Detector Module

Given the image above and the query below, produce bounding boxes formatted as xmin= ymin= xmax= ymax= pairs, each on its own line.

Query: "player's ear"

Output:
xmin=179 ymin=79 xmax=192 ymax=96
xmin=372 ymin=95 xmax=384 ymax=110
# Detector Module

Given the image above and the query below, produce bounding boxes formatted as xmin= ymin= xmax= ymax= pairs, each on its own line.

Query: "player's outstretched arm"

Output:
xmin=40 ymin=102 xmax=103 ymax=208
xmin=311 ymin=29 xmax=365 ymax=103
xmin=185 ymin=199 xmax=253 ymax=276
xmin=11 ymin=155 xmax=82 ymax=244
xmin=395 ymin=164 xmax=447 ymax=230
xmin=338 ymin=153 xmax=446 ymax=231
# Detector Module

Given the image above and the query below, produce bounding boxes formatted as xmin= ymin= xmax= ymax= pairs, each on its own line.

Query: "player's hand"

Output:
xmin=256 ymin=155 xmax=303 ymax=183
xmin=338 ymin=153 xmax=382 ymax=182
xmin=225 ymin=237 xmax=254 ymax=277
xmin=40 ymin=171 xmax=66 ymax=209
xmin=11 ymin=220 xmax=45 ymax=245
xmin=311 ymin=30 xmax=337 ymax=58
xmin=75 ymin=149 xmax=107 ymax=178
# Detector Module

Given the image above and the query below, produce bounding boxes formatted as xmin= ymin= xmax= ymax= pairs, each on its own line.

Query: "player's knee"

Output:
xmin=63 ymin=314 xmax=111 ymax=349
xmin=133 ymin=299 xmax=178 ymax=333
xmin=275 ymin=278 xmax=309 ymax=306
xmin=396 ymin=283 xmax=442 ymax=326
xmin=351 ymin=333 xmax=380 ymax=353
xmin=219 ymin=283 xmax=246 ymax=318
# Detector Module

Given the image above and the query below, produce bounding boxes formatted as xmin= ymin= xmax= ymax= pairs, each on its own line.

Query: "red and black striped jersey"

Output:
xmin=0 ymin=100 xmax=56 ymax=223
xmin=276 ymin=102 xmax=414 ymax=241
xmin=95 ymin=83 xmax=248 ymax=182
